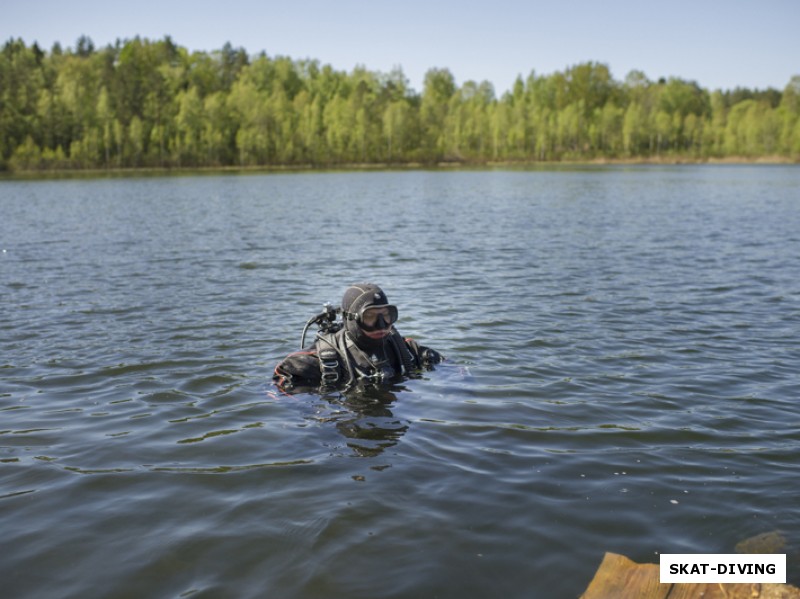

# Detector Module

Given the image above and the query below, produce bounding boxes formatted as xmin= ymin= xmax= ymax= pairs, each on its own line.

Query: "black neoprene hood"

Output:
xmin=341 ymin=283 xmax=393 ymax=351
xmin=342 ymin=283 xmax=390 ymax=315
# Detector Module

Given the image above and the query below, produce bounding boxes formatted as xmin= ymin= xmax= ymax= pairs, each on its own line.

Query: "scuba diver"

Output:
xmin=273 ymin=283 xmax=443 ymax=392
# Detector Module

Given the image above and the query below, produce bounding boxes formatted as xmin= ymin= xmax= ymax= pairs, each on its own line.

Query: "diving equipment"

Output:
xmin=300 ymin=302 xmax=341 ymax=348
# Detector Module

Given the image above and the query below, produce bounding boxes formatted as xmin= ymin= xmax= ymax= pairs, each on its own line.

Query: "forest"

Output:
xmin=2 ymin=35 xmax=799 ymax=171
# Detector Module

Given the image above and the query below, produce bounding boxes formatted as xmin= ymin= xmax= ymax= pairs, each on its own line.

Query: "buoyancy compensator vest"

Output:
xmin=315 ymin=328 xmax=418 ymax=388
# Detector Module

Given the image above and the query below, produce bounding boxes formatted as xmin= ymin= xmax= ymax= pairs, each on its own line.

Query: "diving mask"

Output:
xmin=345 ymin=305 xmax=399 ymax=331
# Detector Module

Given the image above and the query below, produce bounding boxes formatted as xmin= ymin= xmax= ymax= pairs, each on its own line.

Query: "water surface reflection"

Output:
xmin=305 ymin=385 xmax=411 ymax=458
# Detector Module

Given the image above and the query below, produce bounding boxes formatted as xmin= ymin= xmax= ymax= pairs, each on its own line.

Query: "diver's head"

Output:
xmin=341 ymin=283 xmax=399 ymax=350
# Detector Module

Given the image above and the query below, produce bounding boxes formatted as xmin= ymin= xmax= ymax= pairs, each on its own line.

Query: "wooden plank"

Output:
xmin=669 ymin=582 xmax=800 ymax=599
xmin=581 ymin=553 xmax=800 ymax=599
xmin=580 ymin=552 xmax=671 ymax=599
xmin=668 ymin=583 xmax=754 ymax=598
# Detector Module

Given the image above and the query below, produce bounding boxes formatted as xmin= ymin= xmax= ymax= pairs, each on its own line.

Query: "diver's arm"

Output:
xmin=273 ymin=349 xmax=323 ymax=390
xmin=403 ymin=337 xmax=444 ymax=367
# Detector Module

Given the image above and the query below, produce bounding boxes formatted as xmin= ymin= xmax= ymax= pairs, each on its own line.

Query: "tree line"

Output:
xmin=2 ymin=35 xmax=799 ymax=171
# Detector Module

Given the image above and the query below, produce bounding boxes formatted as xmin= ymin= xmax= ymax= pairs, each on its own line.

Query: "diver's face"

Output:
xmin=360 ymin=306 xmax=393 ymax=339
xmin=363 ymin=327 xmax=391 ymax=340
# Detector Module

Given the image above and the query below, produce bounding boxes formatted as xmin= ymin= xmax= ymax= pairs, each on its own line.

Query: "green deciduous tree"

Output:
xmin=1 ymin=39 xmax=797 ymax=171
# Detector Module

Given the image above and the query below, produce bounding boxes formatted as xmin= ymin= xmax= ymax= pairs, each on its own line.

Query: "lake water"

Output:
xmin=2 ymin=166 xmax=799 ymax=598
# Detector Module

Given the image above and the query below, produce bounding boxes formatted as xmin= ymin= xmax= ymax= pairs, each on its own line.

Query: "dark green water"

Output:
xmin=2 ymin=166 xmax=799 ymax=598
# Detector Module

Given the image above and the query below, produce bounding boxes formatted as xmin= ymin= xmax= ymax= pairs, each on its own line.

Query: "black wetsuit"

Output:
xmin=273 ymin=327 xmax=442 ymax=391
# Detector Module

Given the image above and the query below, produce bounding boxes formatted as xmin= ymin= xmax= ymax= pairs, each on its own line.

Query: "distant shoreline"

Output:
xmin=5 ymin=39 xmax=798 ymax=175
xmin=2 ymin=156 xmax=797 ymax=180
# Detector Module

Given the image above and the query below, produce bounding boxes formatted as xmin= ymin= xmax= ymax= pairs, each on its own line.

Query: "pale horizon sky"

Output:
xmin=4 ymin=0 xmax=799 ymax=95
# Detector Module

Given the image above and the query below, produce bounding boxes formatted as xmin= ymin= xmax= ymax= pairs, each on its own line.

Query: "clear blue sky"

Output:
xmin=4 ymin=0 xmax=798 ymax=95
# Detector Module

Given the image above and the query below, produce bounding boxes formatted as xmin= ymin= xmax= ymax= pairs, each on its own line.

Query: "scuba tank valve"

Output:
xmin=300 ymin=302 xmax=342 ymax=348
